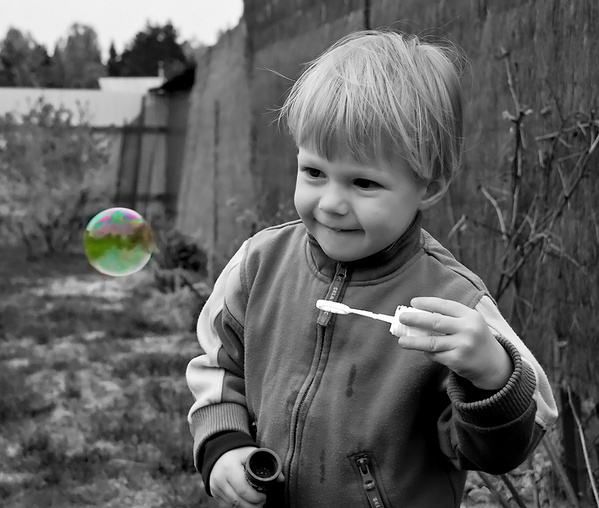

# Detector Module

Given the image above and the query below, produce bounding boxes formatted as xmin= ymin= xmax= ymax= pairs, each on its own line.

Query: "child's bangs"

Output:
xmin=281 ymin=30 xmax=465 ymax=182
xmin=287 ymin=72 xmax=410 ymax=167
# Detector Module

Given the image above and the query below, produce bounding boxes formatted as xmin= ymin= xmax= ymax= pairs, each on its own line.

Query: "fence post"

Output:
xmin=131 ymin=95 xmax=147 ymax=211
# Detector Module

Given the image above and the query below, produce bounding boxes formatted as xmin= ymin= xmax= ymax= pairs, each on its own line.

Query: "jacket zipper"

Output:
xmin=356 ymin=456 xmax=387 ymax=508
xmin=317 ymin=263 xmax=348 ymax=326
xmin=286 ymin=262 xmax=348 ymax=505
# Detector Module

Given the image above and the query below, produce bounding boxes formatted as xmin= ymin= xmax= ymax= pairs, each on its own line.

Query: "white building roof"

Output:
xmin=98 ymin=77 xmax=165 ymax=93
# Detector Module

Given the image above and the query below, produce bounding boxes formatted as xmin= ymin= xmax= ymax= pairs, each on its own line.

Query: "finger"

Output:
xmin=400 ymin=309 xmax=459 ymax=335
xmin=397 ymin=334 xmax=457 ymax=354
xmin=423 ymin=350 xmax=453 ymax=364
xmin=410 ymin=297 xmax=470 ymax=318
xmin=210 ymin=485 xmax=226 ymax=507
xmin=225 ymin=494 xmax=260 ymax=508
xmin=227 ymin=477 xmax=266 ymax=507
xmin=213 ymin=491 xmax=232 ymax=508
xmin=214 ymin=482 xmax=246 ymax=508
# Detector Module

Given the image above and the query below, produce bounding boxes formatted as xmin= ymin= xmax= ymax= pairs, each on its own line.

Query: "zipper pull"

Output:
xmin=356 ymin=456 xmax=386 ymax=508
xmin=317 ymin=263 xmax=348 ymax=326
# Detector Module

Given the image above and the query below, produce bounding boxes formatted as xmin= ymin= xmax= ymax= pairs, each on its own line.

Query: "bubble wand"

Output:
xmin=316 ymin=299 xmax=429 ymax=337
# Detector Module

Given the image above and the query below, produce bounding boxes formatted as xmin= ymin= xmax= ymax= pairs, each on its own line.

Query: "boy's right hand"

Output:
xmin=210 ymin=446 xmax=267 ymax=508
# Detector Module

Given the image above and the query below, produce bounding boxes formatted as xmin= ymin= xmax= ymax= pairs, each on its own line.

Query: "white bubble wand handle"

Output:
xmin=315 ymin=300 xmax=428 ymax=337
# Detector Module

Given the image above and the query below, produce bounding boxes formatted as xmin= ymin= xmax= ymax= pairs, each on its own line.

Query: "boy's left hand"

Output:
xmin=397 ymin=297 xmax=513 ymax=390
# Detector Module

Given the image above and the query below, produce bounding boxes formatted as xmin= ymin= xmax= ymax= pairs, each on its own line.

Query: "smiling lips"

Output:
xmin=319 ymin=222 xmax=361 ymax=233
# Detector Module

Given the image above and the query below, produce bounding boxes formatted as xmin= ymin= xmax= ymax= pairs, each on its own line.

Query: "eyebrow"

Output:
xmin=297 ymin=154 xmax=327 ymax=167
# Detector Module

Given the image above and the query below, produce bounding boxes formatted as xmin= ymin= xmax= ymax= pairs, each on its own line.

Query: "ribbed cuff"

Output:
xmin=190 ymin=402 xmax=251 ymax=470
xmin=447 ymin=337 xmax=536 ymax=427
xmin=201 ymin=431 xmax=257 ymax=496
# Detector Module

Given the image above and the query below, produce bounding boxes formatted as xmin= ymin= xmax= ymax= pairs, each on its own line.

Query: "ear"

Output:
xmin=419 ymin=177 xmax=449 ymax=210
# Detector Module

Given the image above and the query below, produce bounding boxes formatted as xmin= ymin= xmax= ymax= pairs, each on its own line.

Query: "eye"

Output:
xmin=353 ymin=178 xmax=381 ymax=190
xmin=301 ymin=166 xmax=324 ymax=179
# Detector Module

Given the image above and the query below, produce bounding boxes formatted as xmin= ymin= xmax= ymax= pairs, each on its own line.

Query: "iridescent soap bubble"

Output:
xmin=83 ymin=207 xmax=155 ymax=277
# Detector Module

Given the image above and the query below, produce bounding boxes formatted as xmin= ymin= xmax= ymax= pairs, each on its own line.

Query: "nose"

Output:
xmin=318 ymin=185 xmax=349 ymax=215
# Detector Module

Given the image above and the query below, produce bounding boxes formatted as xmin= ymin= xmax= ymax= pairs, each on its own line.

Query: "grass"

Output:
xmin=0 ymin=245 xmax=217 ymax=508
xmin=0 ymin=245 xmax=577 ymax=508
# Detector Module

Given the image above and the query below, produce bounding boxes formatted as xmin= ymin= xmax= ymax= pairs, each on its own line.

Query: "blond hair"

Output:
xmin=279 ymin=30 xmax=465 ymax=183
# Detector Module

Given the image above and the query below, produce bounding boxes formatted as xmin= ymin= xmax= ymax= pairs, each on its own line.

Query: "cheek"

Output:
xmin=359 ymin=198 xmax=412 ymax=234
xmin=356 ymin=201 xmax=391 ymax=228
xmin=293 ymin=183 xmax=312 ymax=219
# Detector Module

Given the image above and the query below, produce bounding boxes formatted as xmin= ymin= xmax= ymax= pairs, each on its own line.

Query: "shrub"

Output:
xmin=0 ymin=98 xmax=113 ymax=257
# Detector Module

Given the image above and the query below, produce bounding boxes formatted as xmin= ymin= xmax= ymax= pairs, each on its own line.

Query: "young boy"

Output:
xmin=186 ymin=30 xmax=558 ymax=508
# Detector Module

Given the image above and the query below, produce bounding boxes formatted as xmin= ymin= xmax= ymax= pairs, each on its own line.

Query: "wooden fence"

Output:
xmin=114 ymin=91 xmax=190 ymax=221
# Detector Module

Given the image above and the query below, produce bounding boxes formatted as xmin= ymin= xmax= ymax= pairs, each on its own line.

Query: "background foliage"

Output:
xmin=0 ymin=22 xmax=195 ymax=88
xmin=0 ymin=98 xmax=113 ymax=258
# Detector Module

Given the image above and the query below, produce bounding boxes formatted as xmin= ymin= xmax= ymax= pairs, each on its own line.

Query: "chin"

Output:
xmin=320 ymin=246 xmax=362 ymax=263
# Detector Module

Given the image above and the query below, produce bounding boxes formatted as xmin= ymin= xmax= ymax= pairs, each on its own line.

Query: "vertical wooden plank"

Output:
xmin=131 ymin=95 xmax=146 ymax=210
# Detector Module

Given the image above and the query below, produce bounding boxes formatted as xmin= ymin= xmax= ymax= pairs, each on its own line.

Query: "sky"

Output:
xmin=0 ymin=0 xmax=244 ymax=59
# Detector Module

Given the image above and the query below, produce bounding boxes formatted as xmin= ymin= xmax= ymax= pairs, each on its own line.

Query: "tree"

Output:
xmin=48 ymin=42 xmax=66 ymax=88
xmin=0 ymin=28 xmax=53 ymax=87
xmin=110 ymin=22 xmax=190 ymax=78
xmin=53 ymin=23 xmax=106 ymax=88
xmin=106 ymin=42 xmax=120 ymax=77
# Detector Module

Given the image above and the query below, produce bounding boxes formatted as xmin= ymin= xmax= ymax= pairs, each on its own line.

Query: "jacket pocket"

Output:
xmin=348 ymin=452 xmax=391 ymax=508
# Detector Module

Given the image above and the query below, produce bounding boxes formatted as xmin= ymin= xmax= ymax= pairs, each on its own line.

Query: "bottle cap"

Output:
xmin=389 ymin=306 xmax=429 ymax=337
xmin=244 ymin=448 xmax=282 ymax=493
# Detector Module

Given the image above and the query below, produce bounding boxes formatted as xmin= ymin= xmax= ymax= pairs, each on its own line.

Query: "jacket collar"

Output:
xmin=306 ymin=212 xmax=423 ymax=281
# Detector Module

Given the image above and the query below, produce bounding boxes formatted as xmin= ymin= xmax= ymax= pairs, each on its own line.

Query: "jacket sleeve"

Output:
xmin=186 ymin=241 xmax=255 ymax=472
xmin=437 ymin=295 xmax=558 ymax=474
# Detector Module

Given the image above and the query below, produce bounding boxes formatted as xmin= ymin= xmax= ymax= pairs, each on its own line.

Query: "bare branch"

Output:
xmin=567 ymin=387 xmax=599 ymax=507
xmin=480 ymin=185 xmax=508 ymax=243
xmin=588 ymin=129 xmax=599 ymax=154
xmin=498 ymin=195 xmax=540 ymax=268
xmin=520 ymin=249 xmax=544 ymax=335
xmin=541 ymin=435 xmax=581 ymax=507
xmin=447 ymin=214 xmax=467 ymax=242
xmin=557 ymin=150 xmax=587 ymax=163
xmin=534 ymin=121 xmax=593 ymax=142
xmin=497 ymin=473 xmax=529 ymax=508
xmin=557 ymin=136 xmax=573 ymax=148
xmin=591 ymin=209 xmax=599 ymax=245
xmin=476 ymin=472 xmax=513 ymax=508
xmin=545 ymin=240 xmax=587 ymax=273
xmin=540 ymin=146 xmax=597 ymax=233
xmin=500 ymin=47 xmax=522 ymax=115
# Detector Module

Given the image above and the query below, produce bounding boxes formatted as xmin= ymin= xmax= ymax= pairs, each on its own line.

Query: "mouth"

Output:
xmin=318 ymin=221 xmax=361 ymax=233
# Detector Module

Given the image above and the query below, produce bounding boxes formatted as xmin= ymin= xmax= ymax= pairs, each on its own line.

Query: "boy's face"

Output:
xmin=295 ymin=146 xmax=429 ymax=262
